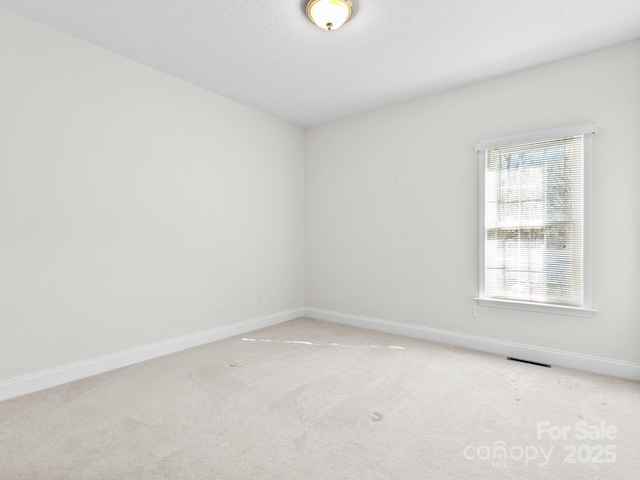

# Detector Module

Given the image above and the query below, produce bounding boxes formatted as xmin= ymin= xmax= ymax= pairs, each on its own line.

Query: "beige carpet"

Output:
xmin=1 ymin=317 xmax=639 ymax=479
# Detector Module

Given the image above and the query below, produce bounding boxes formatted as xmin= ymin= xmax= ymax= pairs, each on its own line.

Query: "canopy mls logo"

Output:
xmin=463 ymin=420 xmax=618 ymax=469
xmin=463 ymin=441 xmax=554 ymax=468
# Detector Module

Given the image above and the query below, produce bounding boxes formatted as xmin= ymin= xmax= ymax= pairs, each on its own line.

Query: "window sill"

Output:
xmin=473 ymin=297 xmax=596 ymax=317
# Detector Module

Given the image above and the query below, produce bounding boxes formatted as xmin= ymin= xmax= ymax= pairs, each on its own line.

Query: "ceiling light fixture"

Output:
xmin=306 ymin=0 xmax=353 ymax=31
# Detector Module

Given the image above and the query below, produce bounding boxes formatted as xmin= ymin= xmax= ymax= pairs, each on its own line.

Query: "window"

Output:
xmin=476 ymin=124 xmax=595 ymax=316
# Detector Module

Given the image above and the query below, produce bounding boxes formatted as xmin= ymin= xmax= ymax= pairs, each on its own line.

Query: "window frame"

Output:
xmin=475 ymin=123 xmax=596 ymax=317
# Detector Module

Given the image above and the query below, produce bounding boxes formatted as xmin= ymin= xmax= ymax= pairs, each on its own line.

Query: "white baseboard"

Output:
xmin=0 ymin=309 xmax=303 ymax=402
xmin=304 ymin=308 xmax=640 ymax=381
xmin=3 ymin=307 xmax=637 ymax=403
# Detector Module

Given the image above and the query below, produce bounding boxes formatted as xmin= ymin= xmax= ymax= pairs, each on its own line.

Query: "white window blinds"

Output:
xmin=477 ymin=124 xmax=594 ymax=313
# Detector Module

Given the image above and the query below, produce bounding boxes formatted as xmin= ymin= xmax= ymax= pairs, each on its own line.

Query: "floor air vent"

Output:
xmin=507 ymin=357 xmax=551 ymax=368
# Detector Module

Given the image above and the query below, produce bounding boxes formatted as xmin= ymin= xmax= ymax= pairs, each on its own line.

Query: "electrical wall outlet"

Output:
xmin=468 ymin=304 xmax=477 ymax=317
xmin=257 ymin=293 xmax=263 ymax=303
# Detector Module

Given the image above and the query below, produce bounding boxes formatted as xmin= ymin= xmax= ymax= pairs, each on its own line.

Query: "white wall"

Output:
xmin=305 ymin=40 xmax=640 ymax=364
xmin=0 ymin=9 xmax=304 ymax=383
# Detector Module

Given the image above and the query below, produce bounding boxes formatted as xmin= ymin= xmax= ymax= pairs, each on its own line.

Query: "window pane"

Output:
xmin=483 ymin=135 xmax=584 ymax=307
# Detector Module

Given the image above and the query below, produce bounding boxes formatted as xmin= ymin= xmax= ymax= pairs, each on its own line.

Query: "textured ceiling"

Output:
xmin=2 ymin=0 xmax=640 ymax=127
